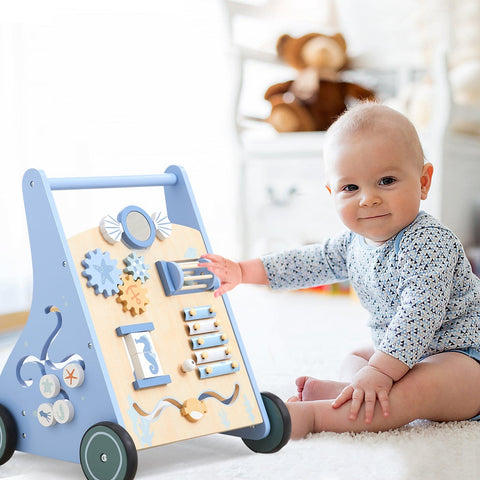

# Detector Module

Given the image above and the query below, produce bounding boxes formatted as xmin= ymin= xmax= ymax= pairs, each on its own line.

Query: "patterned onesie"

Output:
xmin=261 ymin=212 xmax=480 ymax=368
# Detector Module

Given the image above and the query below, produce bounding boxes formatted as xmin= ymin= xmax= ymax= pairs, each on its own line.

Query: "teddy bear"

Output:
xmin=264 ymin=32 xmax=376 ymax=132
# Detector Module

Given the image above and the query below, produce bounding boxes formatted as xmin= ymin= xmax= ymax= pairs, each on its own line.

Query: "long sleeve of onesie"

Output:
xmin=261 ymin=231 xmax=352 ymax=290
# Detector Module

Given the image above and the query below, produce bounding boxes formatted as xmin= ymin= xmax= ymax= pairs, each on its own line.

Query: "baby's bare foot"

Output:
xmin=291 ymin=376 xmax=348 ymax=402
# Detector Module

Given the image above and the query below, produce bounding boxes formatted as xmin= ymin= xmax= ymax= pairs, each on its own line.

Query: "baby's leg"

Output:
xmin=339 ymin=344 xmax=375 ymax=381
xmin=291 ymin=344 xmax=375 ymax=402
xmin=287 ymin=351 xmax=480 ymax=438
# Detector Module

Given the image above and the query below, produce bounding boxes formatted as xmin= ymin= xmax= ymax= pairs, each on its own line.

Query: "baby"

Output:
xmin=203 ymin=103 xmax=480 ymax=439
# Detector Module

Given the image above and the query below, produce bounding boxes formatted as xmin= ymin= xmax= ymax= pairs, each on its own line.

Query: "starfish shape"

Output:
xmin=64 ymin=368 xmax=78 ymax=386
xmin=82 ymin=249 xmax=122 ymax=297
xmin=94 ymin=259 xmax=116 ymax=285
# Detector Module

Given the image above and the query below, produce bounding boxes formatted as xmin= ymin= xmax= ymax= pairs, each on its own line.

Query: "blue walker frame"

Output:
xmin=0 ymin=166 xmax=290 ymax=478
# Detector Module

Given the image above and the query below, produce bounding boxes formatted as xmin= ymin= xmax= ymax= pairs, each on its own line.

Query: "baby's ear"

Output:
xmin=325 ymin=185 xmax=332 ymax=194
xmin=420 ymin=163 xmax=434 ymax=199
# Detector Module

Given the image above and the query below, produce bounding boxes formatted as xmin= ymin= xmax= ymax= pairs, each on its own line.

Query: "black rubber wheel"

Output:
xmin=242 ymin=392 xmax=291 ymax=454
xmin=0 ymin=404 xmax=17 ymax=465
xmin=80 ymin=422 xmax=137 ymax=480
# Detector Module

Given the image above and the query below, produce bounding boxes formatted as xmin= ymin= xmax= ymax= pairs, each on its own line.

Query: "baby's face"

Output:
xmin=325 ymin=132 xmax=432 ymax=246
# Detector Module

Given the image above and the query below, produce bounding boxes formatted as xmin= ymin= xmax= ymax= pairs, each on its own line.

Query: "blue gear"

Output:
xmin=123 ymin=252 xmax=150 ymax=283
xmin=81 ymin=249 xmax=123 ymax=297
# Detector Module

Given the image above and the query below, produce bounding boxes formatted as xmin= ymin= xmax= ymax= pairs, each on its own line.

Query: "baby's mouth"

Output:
xmin=360 ymin=213 xmax=389 ymax=220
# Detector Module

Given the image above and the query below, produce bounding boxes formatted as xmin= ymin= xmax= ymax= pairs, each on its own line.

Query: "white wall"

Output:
xmin=0 ymin=0 xmax=474 ymax=314
xmin=0 ymin=0 xmax=238 ymax=313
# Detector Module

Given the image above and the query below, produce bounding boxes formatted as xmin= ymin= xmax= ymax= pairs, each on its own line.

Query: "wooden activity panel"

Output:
xmin=0 ymin=166 xmax=290 ymax=480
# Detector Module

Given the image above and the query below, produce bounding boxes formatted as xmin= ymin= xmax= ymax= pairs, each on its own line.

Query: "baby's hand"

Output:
xmin=200 ymin=254 xmax=242 ymax=297
xmin=331 ymin=365 xmax=393 ymax=423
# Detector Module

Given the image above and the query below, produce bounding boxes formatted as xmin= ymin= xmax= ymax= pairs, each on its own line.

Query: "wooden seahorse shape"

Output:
xmin=135 ymin=335 xmax=159 ymax=374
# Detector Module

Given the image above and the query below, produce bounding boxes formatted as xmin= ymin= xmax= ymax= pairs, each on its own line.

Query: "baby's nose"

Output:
xmin=360 ymin=190 xmax=381 ymax=206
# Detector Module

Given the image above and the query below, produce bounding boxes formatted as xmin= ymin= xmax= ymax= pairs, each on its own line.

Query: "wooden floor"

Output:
xmin=0 ymin=311 xmax=28 ymax=333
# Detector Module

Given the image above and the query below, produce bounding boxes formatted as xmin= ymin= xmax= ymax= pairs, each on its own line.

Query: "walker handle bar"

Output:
xmin=48 ymin=173 xmax=178 ymax=191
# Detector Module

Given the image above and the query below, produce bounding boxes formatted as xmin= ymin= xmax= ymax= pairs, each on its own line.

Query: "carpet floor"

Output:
xmin=1 ymin=286 xmax=479 ymax=479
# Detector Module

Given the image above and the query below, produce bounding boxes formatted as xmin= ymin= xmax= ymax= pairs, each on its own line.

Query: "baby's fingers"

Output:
xmin=363 ymin=391 xmax=376 ymax=423
xmin=200 ymin=253 xmax=224 ymax=267
xmin=202 ymin=263 xmax=222 ymax=277
xmin=331 ymin=385 xmax=354 ymax=409
xmin=200 ymin=255 xmax=228 ymax=278
xmin=200 ymin=253 xmax=221 ymax=260
xmin=213 ymin=283 xmax=233 ymax=297
xmin=377 ymin=390 xmax=390 ymax=418
xmin=348 ymin=388 xmax=365 ymax=421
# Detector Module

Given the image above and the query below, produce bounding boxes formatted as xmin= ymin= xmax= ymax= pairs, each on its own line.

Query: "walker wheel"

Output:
xmin=0 ymin=404 xmax=17 ymax=465
xmin=80 ymin=422 xmax=137 ymax=480
xmin=242 ymin=392 xmax=291 ymax=454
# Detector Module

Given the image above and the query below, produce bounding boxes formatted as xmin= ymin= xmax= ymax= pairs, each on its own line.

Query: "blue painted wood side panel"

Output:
xmin=0 ymin=169 xmax=122 ymax=463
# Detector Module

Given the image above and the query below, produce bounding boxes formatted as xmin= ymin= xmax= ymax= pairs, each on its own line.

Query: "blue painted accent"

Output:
xmin=191 ymin=333 xmax=228 ymax=350
xmin=243 ymin=394 xmax=256 ymax=422
xmin=133 ymin=375 xmax=172 ymax=390
xmin=218 ymin=408 xmax=231 ymax=429
xmin=198 ymin=361 xmax=240 ymax=379
xmin=183 ymin=306 xmax=216 ymax=321
xmin=81 ymin=249 xmax=123 ymax=297
xmin=164 ymin=165 xmax=206 ymax=234
xmin=394 ymin=233 xmax=403 ymax=254
xmin=115 ymin=322 xmax=155 ymax=336
xmin=134 ymin=335 xmax=152 ymax=354
xmin=156 ymin=261 xmax=183 ymax=295
xmin=16 ymin=306 xmax=82 ymax=399
xmin=127 ymin=395 xmax=155 ymax=447
xmin=123 ymin=252 xmax=150 ymax=283
xmin=184 ymin=247 xmax=197 ymax=259
xmin=198 ymin=384 xmax=239 ymax=405
xmin=135 ymin=338 xmax=160 ymax=375
xmin=48 ymin=173 xmax=178 ymax=190
xmin=156 ymin=260 xmax=215 ymax=296
xmin=394 ymin=212 xmax=424 ymax=254
xmin=117 ymin=205 xmax=156 ymax=250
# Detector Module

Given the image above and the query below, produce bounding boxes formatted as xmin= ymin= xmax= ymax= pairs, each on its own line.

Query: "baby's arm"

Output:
xmin=201 ymin=254 xmax=269 ymax=297
xmin=332 ymin=351 xmax=409 ymax=423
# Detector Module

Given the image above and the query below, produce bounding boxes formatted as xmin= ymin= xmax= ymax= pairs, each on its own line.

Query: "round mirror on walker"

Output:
xmin=118 ymin=205 xmax=156 ymax=249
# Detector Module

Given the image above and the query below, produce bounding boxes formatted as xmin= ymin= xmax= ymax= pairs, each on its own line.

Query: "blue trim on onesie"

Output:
xmin=393 ymin=212 xmax=425 ymax=254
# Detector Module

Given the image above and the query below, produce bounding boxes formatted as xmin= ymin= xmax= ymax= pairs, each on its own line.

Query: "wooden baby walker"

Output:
xmin=0 ymin=166 xmax=291 ymax=480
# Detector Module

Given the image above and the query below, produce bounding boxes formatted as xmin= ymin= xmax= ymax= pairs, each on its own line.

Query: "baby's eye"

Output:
xmin=379 ymin=177 xmax=396 ymax=186
xmin=342 ymin=184 xmax=358 ymax=192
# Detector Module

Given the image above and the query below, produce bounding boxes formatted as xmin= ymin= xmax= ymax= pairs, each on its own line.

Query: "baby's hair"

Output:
xmin=325 ymin=101 xmax=426 ymax=166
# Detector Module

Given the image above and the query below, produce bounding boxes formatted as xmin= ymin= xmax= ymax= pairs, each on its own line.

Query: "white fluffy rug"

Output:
xmin=1 ymin=286 xmax=480 ymax=480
